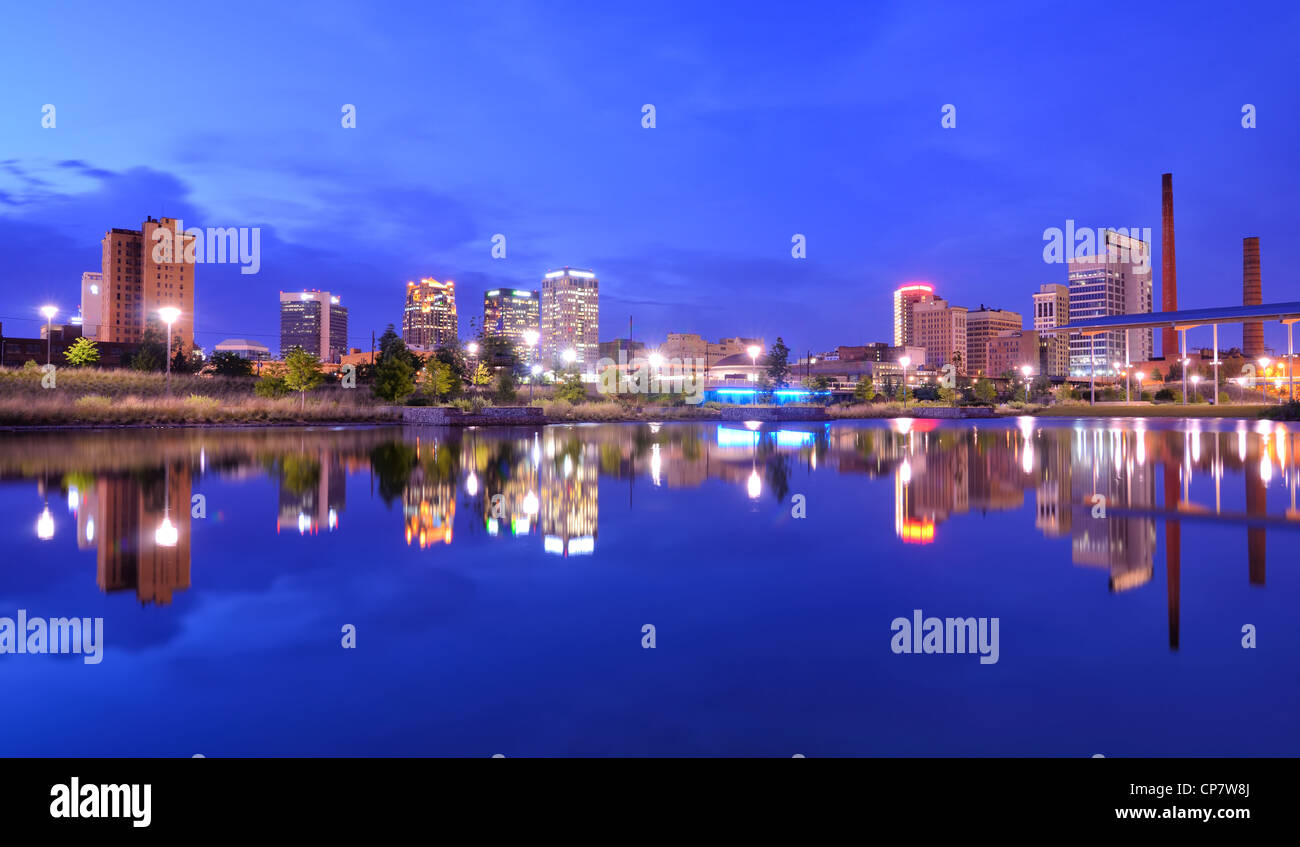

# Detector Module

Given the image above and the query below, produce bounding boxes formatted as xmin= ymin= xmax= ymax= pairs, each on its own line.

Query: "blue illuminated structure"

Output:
xmin=703 ymin=388 xmax=832 ymax=406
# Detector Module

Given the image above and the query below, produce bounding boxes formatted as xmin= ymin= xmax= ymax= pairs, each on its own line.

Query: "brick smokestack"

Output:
xmin=1243 ymin=237 xmax=1263 ymax=358
xmin=1160 ymin=173 xmax=1178 ymax=358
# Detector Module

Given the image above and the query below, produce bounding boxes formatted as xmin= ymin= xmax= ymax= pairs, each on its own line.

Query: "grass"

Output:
xmin=1033 ymin=402 xmax=1274 ymax=418
xmin=0 ymin=365 xmax=397 ymax=426
xmin=531 ymin=399 xmax=720 ymax=421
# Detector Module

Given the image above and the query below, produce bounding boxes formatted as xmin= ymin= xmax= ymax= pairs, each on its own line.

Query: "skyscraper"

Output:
xmin=1032 ymin=283 xmax=1070 ymax=377
xmin=1066 ymin=230 xmax=1152 ymax=376
xmin=912 ymin=298 xmax=967 ymax=372
xmin=965 ymin=307 xmax=1022 ymax=376
xmin=893 ymin=283 xmax=935 ymax=347
xmin=280 ymin=290 xmax=348 ymax=362
xmin=100 ymin=216 xmax=196 ymax=349
xmin=541 ymin=267 xmax=599 ymax=367
xmin=80 ymin=271 xmax=103 ymax=340
xmin=482 ymin=288 xmax=540 ymax=363
xmin=403 ymin=278 xmax=458 ymax=350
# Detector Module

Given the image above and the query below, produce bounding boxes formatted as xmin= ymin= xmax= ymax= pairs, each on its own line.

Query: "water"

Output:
xmin=1 ymin=418 xmax=1296 ymax=756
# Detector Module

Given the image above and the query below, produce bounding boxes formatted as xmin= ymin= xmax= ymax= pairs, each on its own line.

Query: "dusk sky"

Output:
xmin=2 ymin=0 xmax=1297 ymax=356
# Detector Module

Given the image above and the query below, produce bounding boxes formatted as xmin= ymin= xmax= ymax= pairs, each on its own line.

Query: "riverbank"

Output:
xmin=1033 ymin=402 xmax=1276 ymax=419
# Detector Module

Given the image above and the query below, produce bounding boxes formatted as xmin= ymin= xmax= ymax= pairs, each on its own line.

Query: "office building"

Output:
xmin=403 ymin=278 xmax=458 ymax=351
xmin=280 ymin=291 xmax=348 ymax=362
xmin=893 ymin=283 xmax=936 ymax=347
xmin=80 ymin=272 xmax=103 ymax=340
xmin=541 ymin=267 xmax=599 ymax=367
xmin=100 ymin=216 xmax=196 ymax=349
xmin=1032 ymin=284 xmax=1071 ymax=377
xmin=482 ymin=288 xmax=540 ymax=363
xmin=966 ymin=307 xmax=1022 ymax=376
xmin=1066 ymin=230 xmax=1153 ymax=376
xmin=913 ymin=298 xmax=967 ymax=372
xmin=987 ymin=329 xmax=1045 ymax=378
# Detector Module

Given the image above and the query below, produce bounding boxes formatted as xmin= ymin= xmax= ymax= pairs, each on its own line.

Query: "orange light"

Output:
xmin=900 ymin=519 xmax=935 ymax=544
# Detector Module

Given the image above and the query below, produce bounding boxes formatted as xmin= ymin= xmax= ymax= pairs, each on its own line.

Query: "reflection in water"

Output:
xmin=3 ymin=420 xmax=1297 ymax=634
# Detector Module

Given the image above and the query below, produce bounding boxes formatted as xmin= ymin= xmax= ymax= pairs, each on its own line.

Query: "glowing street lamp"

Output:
xmin=40 ymin=305 xmax=58 ymax=365
xmin=522 ymin=330 xmax=539 ymax=367
xmin=1135 ymin=371 xmax=1145 ymax=401
xmin=155 ymin=516 xmax=179 ymax=547
xmin=1258 ymin=357 xmax=1271 ymax=402
xmin=529 ymin=363 xmax=542 ymax=401
xmin=1190 ymin=373 xmax=1201 ymax=402
xmin=466 ymin=341 xmax=479 ymax=358
xmin=747 ymin=344 xmax=762 ymax=383
xmin=1020 ymin=364 xmax=1033 ymax=403
xmin=899 ymin=356 xmax=912 ymax=409
xmin=158 ymin=306 xmax=181 ymax=396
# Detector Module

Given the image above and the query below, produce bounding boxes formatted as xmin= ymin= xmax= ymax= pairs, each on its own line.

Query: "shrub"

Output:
xmin=254 ymin=375 xmax=291 ymax=399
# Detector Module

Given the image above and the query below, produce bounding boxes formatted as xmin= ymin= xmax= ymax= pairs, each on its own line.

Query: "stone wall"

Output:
xmin=718 ymin=405 xmax=828 ymax=422
xmin=402 ymin=406 xmax=545 ymax=426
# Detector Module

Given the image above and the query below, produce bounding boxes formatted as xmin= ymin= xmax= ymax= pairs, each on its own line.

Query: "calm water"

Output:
xmin=1 ymin=418 xmax=1297 ymax=756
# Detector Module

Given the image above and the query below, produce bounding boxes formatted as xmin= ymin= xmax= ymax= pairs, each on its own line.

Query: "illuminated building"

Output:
xmin=80 ymin=272 xmax=103 ymax=340
xmin=93 ymin=469 xmax=192 ymax=606
xmin=912 ymin=298 xmax=967 ymax=372
xmin=403 ymin=278 xmax=458 ymax=351
xmin=893 ymin=283 xmax=935 ymax=347
xmin=482 ymin=288 xmax=540 ymax=363
xmin=1032 ymin=284 xmax=1070 ymax=376
xmin=100 ymin=216 xmax=196 ymax=349
xmin=1067 ymin=230 xmax=1153 ymax=376
xmin=279 ymin=290 xmax=348 ymax=362
xmin=540 ymin=268 xmax=598 ymax=367
xmin=966 ymin=307 xmax=1022 ymax=376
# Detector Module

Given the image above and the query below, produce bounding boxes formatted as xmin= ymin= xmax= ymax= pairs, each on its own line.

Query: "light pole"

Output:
xmin=159 ymin=307 xmax=181 ymax=396
xmin=1190 ymin=374 xmax=1201 ymax=403
xmin=1020 ymin=364 xmax=1033 ymax=403
xmin=648 ymin=351 xmax=663 ymax=394
xmin=747 ymin=344 xmax=761 ymax=385
xmin=1135 ymin=371 xmax=1145 ymax=402
xmin=1180 ymin=356 xmax=1190 ymax=405
xmin=522 ymin=330 xmax=539 ymax=370
xmin=1113 ymin=360 xmax=1129 ymax=403
xmin=899 ymin=355 xmax=911 ymax=410
xmin=40 ymin=305 xmax=57 ymax=365
xmin=529 ymin=363 xmax=541 ymax=401
xmin=1258 ymin=357 xmax=1271 ymax=404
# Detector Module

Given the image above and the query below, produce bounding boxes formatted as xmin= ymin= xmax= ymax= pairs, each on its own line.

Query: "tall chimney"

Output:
xmin=1160 ymin=173 xmax=1178 ymax=358
xmin=1242 ymin=237 xmax=1263 ymax=357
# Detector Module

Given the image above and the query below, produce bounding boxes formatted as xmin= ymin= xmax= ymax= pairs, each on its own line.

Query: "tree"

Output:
xmin=254 ymin=375 xmax=290 ymax=398
xmin=950 ymin=350 xmax=963 ymax=375
xmin=471 ymin=362 xmax=493 ymax=387
xmin=807 ymin=374 xmax=832 ymax=392
xmin=373 ymin=353 xmax=415 ymax=403
xmin=938 ymin=386 xmax=958 ymax=405
xmin=63 ymin=337 xmax=100 ymax=367
xmin=853 ymin=375 xmax=874 ymax=402
xmin=211 ymin=351 xmax=255 ymax=377
xmin=130 ymin=320 xmax=167 ymax=371
xmin=283 ymin=347 xmax=325 ymax=410
xmin=424 ymin=358 xmax=455 ymax=403
xmin=555 ymin=372 xmax=587 ymax=403
xmin=974 ymin=379 xmax=997 ymax=404
xmin=494 ymin=368 xmax=518 ymax=404
xmin=434 ymin=344 xmax=469 ymax=385
xmin=764 ymin=337 xmax=791 ymax=388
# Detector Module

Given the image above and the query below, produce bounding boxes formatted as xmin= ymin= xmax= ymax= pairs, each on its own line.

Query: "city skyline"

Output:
xmin=2 ymin=2 xmax=1297 ymax=360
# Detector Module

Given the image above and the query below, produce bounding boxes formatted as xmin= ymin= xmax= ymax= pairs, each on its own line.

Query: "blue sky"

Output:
xmin=1 ymin=0 xmax=1297 ymax=356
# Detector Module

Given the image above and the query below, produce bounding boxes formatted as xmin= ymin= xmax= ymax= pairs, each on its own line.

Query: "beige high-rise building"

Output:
xmin=913 ymin=299 xmax=967 ymax=373
xmin=966 ymin=307 xmax=1022 ymax=376
xmin=1032 ymin=283 xmax=1070 ymax=376
xmin=80 ymin=271 xmax=103 ymax=340
xmin=100 ymin=216 xmax=196 ymax=349
xmin=403 ymin=278 xmax=458 ymax=351
xmin=541 ymin=267 xmax=599 ymax=368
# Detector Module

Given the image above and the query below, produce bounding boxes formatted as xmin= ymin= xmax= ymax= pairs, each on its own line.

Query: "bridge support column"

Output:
xmin=1212 ymin=324 xmax=1219 ymax=406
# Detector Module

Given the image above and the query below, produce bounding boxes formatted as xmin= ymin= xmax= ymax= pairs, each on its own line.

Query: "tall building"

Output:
xmin=100 ymin=216 xmax=196 ymax=349
xmin=403 ymin=278 xmax=458 ymax=350
xmin=541 ymin=267 xmax=599 ymax=367
xmin=1066 ymin=230 xmax=1153 ymax=376
xmin=280 ymin=290 xmax=348 ymax=362
xmin=1032 ymin=284 xmax=1070 ymax=376
xmin=965 ymin=307 xmax=1022 ymax=376
xmin=482 ymin=288 xmax=540 ymax=363
xmin=986 ymin=329 xmax=1045 ymax=378
xmin=912 ymin=298 xmax=967 ymax=372
xmin=893 ymin=283 xmax=935 ymax=347
xmin=80 ymin=272 xmax=103 ymax=340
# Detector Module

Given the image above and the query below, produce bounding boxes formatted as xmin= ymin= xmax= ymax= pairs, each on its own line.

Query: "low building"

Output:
xmin=214 ymin=338 xmax=272 ymax=361
xmin=1 ymin=321 xmax=137 ymax=368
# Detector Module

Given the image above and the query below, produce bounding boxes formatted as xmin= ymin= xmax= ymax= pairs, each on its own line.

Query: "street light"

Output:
xmin=36 ymin=505 xmax=55 ymax=541
xmin=1135 ymin=371 xmax=1145 ymax=402
xmin=1020 ymin=364 xmax=1033 ymax=403
xmin=1190 ymin=373 xmax=1201 ymax=403
xmin=40 ymin=305 xmax=57 ymax=365
xmin=562 ymin=347 xmax=576 ymax=366
xmin=158 ymin=307 xmax=181 ymax=396
xmin=899 ymin=355 xmax=912 ymax=410
xmin=466 ymin=341 xmax=479 ymax=357
xmin=529 ymin=363 xmax=542 ymax=401
xmin=522 ymin=330 xmax=539 ymax=367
